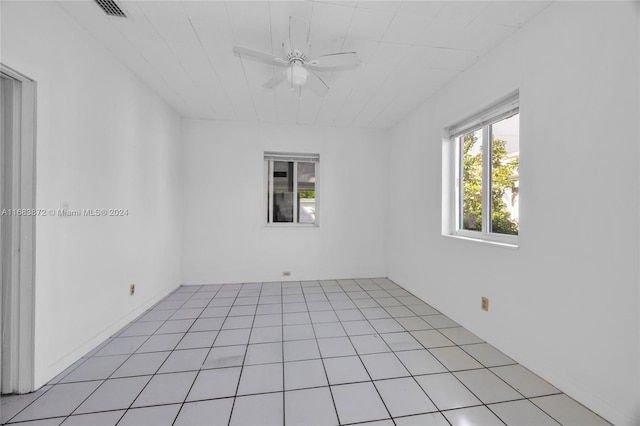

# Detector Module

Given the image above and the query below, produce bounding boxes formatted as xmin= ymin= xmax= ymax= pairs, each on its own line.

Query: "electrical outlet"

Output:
xmin=282 ymin=271 xmax=291 ymax=277
xmin=481 ymin=296 xmax=489 ymax=311
xmin=130 ymin=284 xmax=135 ymax=296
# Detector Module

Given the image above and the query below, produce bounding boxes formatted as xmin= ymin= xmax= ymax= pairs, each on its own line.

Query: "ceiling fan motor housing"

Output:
xmin=286 ymin=49 xmax=308 ymax=65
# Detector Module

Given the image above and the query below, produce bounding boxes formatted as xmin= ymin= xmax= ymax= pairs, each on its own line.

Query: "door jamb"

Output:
xmin=1 ymin=63 xmax=36 ymax=394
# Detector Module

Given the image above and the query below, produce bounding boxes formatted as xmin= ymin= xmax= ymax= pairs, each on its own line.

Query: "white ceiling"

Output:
xmin=57 ymin=0 xmax=552 ymax=129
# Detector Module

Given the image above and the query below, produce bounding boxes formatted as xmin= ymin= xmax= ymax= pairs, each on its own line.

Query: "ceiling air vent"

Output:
xmin=94 ymin=0 xmax=127 ymax=18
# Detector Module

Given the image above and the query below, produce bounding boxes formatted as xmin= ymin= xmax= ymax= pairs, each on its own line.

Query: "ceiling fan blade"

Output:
xmin=306 ymin=71 xmax=329 ymax=97
xmin=308 ymin=52 xmax=358 ymax=70
xmin=232 ymin=46 xmax=287 ymax=67
xmin=289 ymin=65 xmax=294 ymax=91
xmin=262 ymin=72 xmax=286 ymax=89
xmin=284 ymin=38 xmax=291 ymax=56
xmin=288 ymin=16 xmax=310 ymax=55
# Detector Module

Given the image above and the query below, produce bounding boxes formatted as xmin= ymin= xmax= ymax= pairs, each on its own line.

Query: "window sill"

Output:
xmin=264 ymin=223 xmax=319 ymax=229
xmin=443 ymin=233 xmax=519 ymax=249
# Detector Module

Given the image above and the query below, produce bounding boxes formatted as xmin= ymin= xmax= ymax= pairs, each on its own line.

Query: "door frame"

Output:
xmin=1 ymin=64 xmax=36 ymax=394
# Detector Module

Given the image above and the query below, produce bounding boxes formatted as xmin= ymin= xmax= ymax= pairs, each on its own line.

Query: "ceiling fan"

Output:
xmin=232 ymin=16 xmax=358 ymax=97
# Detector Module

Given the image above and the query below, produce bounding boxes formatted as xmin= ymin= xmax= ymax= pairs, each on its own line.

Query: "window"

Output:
xmin=448 ymin=93 xmax=519 ymax=245
xmin=264 ymin=152 xmax=319 ymax=226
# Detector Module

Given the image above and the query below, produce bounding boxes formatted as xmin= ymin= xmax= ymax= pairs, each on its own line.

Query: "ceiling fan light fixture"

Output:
xmin=285 ymin=64 xmax=308 ymax=86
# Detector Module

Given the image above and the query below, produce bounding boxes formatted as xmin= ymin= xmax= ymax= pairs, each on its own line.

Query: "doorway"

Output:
xmin=1 ymin=65 xmax=36 ymax=394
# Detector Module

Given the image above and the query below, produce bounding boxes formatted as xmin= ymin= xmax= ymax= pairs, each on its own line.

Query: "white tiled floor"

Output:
xmin=1 ymin=278 xmax=611 ymax=426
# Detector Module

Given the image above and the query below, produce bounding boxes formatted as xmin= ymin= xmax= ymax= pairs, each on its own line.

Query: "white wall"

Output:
xmin=1 ymin=1 xmax=183 ymax=387
xmin=181 ymin=120 xmax=388 ymax=284
xmin=388 ymin=2 xmax=639 ymax=425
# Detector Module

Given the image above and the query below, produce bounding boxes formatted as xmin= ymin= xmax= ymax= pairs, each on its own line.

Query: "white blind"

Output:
xmin=264 ymin=152 xmax=320 ymax=163
xmin=448 ymin=91 xmax=519 ymax=139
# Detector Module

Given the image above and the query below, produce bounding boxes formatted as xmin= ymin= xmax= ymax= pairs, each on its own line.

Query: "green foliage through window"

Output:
xmin=462 ymin=132 xmax=519 ymax=235
xmin=298 ymin=191 xmax=315 ymax=199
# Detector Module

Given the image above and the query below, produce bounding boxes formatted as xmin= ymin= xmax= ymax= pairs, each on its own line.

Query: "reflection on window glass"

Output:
xmin=461 ymin=128 xmax=483 ymax=231
xmin=297 ymin=162 xmax=316 ymax=224
xmin=490 ymin=113 xmax=519 ymax=235
xmin=272 ymin=161 xmax=293 ymax=222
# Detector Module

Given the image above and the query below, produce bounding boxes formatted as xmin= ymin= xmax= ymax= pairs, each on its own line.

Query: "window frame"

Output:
xmin=264 ymin=151 xmax=319 ymax=228
xmin=446 ymin=92 xmax=520 ymax=247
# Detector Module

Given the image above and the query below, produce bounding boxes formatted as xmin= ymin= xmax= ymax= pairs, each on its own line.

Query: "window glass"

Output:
xmin=461 ymin=128 xmax=483 ymax=231
xmin=297 ymin=162 xmax=315 ymax=224
xmin=490 ymin=113 xmax=519 ymax=235
xmin=272 ymin=161 xmax=293 ymax=222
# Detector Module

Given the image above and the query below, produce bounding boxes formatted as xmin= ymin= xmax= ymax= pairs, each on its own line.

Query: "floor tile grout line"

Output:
xmin=369 ymin=279 xmax=541 ymax=425
xmin=339 ymin=279 xmax=444 ymax=422
xmin=3 ymin=413 xmax=69 ymax=425
xmin=225 ymin=281 xmax=266 ymax=426
xmin=280 ymin=280 xmax=288 ymax=426
xmin=361 ymin=278 xmax=437 ymax=424
xmin=299 ymin=279 xmax=342 ymax=425
xmin=371 ymin=285 xmax=497 ymax=417
xmin=46 ymin=364 xmax=560 ymax=405
xmin=319 ymin=278 xmax=487 ymax=422
xmin=340 ymin=279 xmax=578 ymax=424
xmin=457 ymin=343 xmax=518 ymax=368
xmin=358 ymin=280 xmax=510 ymax=417
xmin=0 ymin=383 xmax=55 ymax=424
xmin=419 ymin=331 xmax=528 ymax=417
xmin=169 ymin=287 xmax=230 ymax=426
xmin=369 ymin=280 xmax=456 ymax=426
xmin=472 ymin=365 xmax=530 ymax=402
xmin=391 ymin=411 xmax=453 ymax=426
xmin=276 ymin=281 xmax=285 ymax=426
xmin=486 ymin=397 xmax=554 ymax=426
xmin=114 ymin=284 xmax=216 ymax=426
xmin=317 ymin=279 xmax=397 ymax=425
xmin=353 ymin=279 xmax=446 ymax=425
xmin=524 ymin=394 xmax=589 ymax=426
xmin=364 ymin=280 xmax=473 ymax=418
